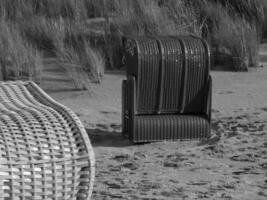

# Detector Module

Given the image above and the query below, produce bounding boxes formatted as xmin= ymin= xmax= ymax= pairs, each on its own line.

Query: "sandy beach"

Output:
xmin=39 ymin=44 xmax=267 ymax=200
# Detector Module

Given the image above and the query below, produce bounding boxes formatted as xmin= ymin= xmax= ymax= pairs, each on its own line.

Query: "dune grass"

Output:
xmin=0 ymin=0 xmax=104 ymax=88
xmin=100 ymin=0 xmax=267 ymax=70
xmin=0 ymin=20 xmax=42 ymax=81
xmin=199 ymin=1 xmax=261 ymax=70
xmin=190 ymin=0 xmax=266 ymax=70
xmin=0 ymin=0 xmax=266 ymax=82
xmin=56 ymin=38 xmax=105 ymax=89
xmin=100 ymin=0 xmax=202 ymax=69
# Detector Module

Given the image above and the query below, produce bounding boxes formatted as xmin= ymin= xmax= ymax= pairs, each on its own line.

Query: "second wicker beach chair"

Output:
xmin=122 ymin=36 xmax=212 ymax=142
xmin=0 ymin=81 xmax=95 ymax=199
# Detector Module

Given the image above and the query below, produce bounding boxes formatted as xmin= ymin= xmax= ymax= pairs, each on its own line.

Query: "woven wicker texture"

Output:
xmin=155 ymin=37 xmax=184 ymax=113
xmin=122 ymin=75 xmax=211 ymax=142
xmin=0 ymin=81 xmax=95 ymax=200
xmin=124 ymin=36 xmax=211 ymax=115
xmin=180 ymin=36 xmax=210 ymax=113
xmin=124 ymin=37 xmax=161 ymax=113
xmin=122 ymin=36 xmax=212 ymax=142
xmin=133 ymin=115 xmax=210 ymax=142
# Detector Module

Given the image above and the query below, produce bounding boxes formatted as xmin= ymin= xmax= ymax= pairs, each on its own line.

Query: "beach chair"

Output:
xmin=0 ymin=81 xmax=95 ymax=199
xmin=122 ymin=36 xmax=212 ymax=142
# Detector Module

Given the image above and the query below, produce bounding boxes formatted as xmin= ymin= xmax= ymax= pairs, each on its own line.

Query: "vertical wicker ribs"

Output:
xmin=122 ymin=36 xmax=212 ymax=142
xmin=124 ymin=37 xmax=161 ymax=113
xmin=0 ymin=81 xmax=95 ymax=200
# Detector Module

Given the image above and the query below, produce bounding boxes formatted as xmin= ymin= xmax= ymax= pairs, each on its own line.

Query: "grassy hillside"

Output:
xmin=0 ymin=0 xmax=266 ymax=85
xmin=0 ymin=0 xmax=105 ymax=86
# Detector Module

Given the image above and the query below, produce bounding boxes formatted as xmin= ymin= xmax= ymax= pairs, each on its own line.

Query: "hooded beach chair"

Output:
xmin=0 ymin=81 xmax=95 ymax=199
xmin=122 ymin=36 xmax=212 ymax=142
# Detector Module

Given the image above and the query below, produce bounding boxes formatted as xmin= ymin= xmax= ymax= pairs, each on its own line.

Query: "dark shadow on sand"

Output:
xmin=86 ymin=128 xmax=133 ymax=147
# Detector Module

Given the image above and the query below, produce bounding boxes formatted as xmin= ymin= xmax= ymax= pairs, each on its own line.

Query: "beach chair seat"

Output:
xmin=127 ymin=114 xmax=210 ymax=142
xmin=0 ymin=81 xmax=95 ymax=199
xmin=122 ymin=36 xmax=212 ymax=142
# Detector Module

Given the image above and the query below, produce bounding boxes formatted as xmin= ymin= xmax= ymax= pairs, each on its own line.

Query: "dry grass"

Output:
xmin=0 ymin=0 xmax=105 ymax=88
xmin=0 ymin=0 xmax=266 ymax=79
xmin=56 ymin=38 xmax=105 ymax=90
xmin=219 ymin=0 xmax=267 ymax=24
xmin=84 ymin=44 xmax=105 ymax=83
xmin=0 ymin=20 xmax=42 ymax=81
xmin=0 ymin=0 xmax=88 ymax=21
xmin=214 ymin=17 xmax=259 ymax=70
xmin=195 ymin=0 xmax=264 ymax=70
xmin=102 ymin=0 xmax=202 ymax=68
xmin=111 ymin=0 xmax=200 ymax=35
xmin=101 ymin=0 xmax=266 ymax=70
xmin=57 ymin=46 xmax=91 ymax=90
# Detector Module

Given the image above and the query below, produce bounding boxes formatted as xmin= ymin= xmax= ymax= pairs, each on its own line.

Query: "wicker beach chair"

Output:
xmin=0 ymin=81 xmax=95 ymax=199
xmin=122 ymin=36 xmax=212 ymax=142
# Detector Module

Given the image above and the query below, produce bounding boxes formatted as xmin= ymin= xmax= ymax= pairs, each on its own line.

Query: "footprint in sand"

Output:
xmin=209 ymin=184 xmax=225 ymax=192
xmin=112 ymin=154 xmax=131 ymax=162
xmin=104 ymin=181 xmax=122 ymax=189
xmin=134 ymin=152 xmax=147 ymax=159
xmin=163 ymin=153 xmax=191 ymax=168
xmin=111 ymin=154 xmax=140 ymax=171
xmin=138 ymin=180 xmax=161 ymax=190
xmin=196 ymin=191 xmax=211 ymax=199
xmin=187 ymin=181 xmax=209 ymax=186
xmin=109 ymin=165 xmax=122 ymax=172
xmin=120 ymin=162 xmax=140 ymax=170
xmin=219 ymin=193 xmax=233 ymax=199
xmin=160 ymin=187 xmax=185 ymax=198
xmin=201 ymin=144 xmax=226 ymax=158
xmin=165 ymin=153 xmax=188 ymax=162
xmin=230 ymin=154 xmax=256 ymax=162
xmin=163 ymin=161 xmax=180 ymax=168
xmin=232 ymin=166 xmax=261 ymax=175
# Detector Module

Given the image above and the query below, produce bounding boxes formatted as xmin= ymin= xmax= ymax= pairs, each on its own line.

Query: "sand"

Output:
xmin=40 ymin=44 xmax=267 ymax=200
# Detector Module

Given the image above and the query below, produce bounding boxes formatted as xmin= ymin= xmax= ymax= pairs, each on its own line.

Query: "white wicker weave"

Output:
xmin=0 ymin=81 xmax=95 ymax=200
